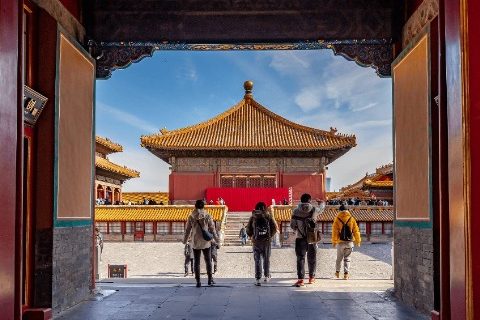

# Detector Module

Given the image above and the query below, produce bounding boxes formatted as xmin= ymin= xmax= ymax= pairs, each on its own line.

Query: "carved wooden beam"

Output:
xmin=330 ymin=43 xmax=393 ymax=77
xmin=90 ymin=39 xmax=392 ymax=79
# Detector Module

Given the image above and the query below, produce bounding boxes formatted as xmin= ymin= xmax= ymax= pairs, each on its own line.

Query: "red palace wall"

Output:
xmin=281 ymin=172 xmax=325 ymax=201
xmin=169 ymin=172 xmax=216 ymax=203
xmin=170 ymin=171 xmax=325 ymax=203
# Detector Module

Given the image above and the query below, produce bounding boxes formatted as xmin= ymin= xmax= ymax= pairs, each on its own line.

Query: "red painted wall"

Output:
xmin=282 ymin=173 xmax=324 ymax=201
xmin=170 ymin=172 xmax=216 ymax=201
xmin=0 ymin=1 xmax=21 ymax=319
xmin=59 ymin=0 xmax=81 ymax=21
xmin=467 ymin=0 xmax=480 ymax=314
xmin=205 ymin=188 xmax=289 ymax=211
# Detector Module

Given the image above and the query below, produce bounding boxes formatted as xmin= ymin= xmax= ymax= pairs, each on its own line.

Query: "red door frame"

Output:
xmin=0 ymin=1 xmax=23 ymax=319
xmin=444 ymin=0 xmax=479 ymax=317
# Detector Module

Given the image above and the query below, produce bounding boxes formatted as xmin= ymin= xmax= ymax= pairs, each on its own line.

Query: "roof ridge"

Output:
xmin=141 ymin=97 xmax=356 ymax=148
xmin=95 ymin=156 xmax=140 ymax=178
xmin=248 ymin=98 xmax=354 ymax=138
xmin=96 ymin=136 xmax=123 ymax=152
xmin=141 ymin=100 xmax=245 ymax=143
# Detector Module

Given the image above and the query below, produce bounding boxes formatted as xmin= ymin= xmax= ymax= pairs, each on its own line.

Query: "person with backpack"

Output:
xmin=183 ymin=200 xmax=220 ymax=287
xmin=332 ymin=204 xmax=361 ymax=280
xmin=290 ymin=193 xmax=322 ymax=287
xmin=246 ymin=202 xmax=278 ymax=286
xmin=239 ymin=224 xmax=248 ymax=246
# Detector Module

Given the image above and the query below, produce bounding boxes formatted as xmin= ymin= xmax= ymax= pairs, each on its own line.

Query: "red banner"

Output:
xmin=205 ymin=188 xmax=290 ymax=211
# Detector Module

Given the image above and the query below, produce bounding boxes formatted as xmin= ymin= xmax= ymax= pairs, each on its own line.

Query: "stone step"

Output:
xmin=223 ymin=212 xmax=254 ymax=245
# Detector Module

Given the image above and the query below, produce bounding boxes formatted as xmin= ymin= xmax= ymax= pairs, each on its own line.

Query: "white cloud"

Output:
xmin=97 ymin=102 xmax=158 ymax=133
xmin=294 ymin=87 xmax=323 ymax=112
xmin=108 ymin=147 xmax=170 ymax=192
xmin=351 ymin=119 xmax=392 ymax=129
xmin=351 ymin=102 xmax=377 ymax=112
xmin=182 ymin=57 xmax=199 ymax=81
xmin=269 ymin=51 xmax=311 ymax=74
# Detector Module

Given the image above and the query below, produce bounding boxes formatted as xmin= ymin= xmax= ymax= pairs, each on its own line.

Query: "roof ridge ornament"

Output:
xmin=244 ymin=80 xmax=253 ymax=98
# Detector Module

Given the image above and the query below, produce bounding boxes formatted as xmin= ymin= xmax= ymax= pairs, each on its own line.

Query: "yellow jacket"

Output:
xmin=331 ymin=210 xmax=361 ymax=246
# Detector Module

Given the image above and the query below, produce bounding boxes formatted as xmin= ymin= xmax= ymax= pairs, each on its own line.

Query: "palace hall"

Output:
xmin=141 ymin=81 xmax=356 ymax=210
xmin=94 ymin=136 xmax=139 ymax=204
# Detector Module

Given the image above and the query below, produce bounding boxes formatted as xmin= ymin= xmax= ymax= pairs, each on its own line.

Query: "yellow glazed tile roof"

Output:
xmin=96 ymin=136 xmax=123 ymax=153
xmin=271 ymin=205 xmax=393 ymax=222
xmin=141 ymin=97 xmax=356 ymax=152
xmin=95 ymin=205 xmax=227 ymax=222
xmin=95 ymin=156 xmax=140 ymax=179
xmin=122 ymin=192 xmax=169 ymax=204
xmin=340 ymin=163 xmax=393 ymax=193
xmin=363 ymin=180 xmax=394 ymax=188
xmin=317 ymin=206 xmax=394 ymax=222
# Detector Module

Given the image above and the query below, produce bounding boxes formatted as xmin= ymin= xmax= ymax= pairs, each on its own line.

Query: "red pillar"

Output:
xmin=0 ymin=1 xmax=22 ymax=319
xmin=444 ymin=0 xmax=480 ymax=317
xmin=465 ymin=0 xmax=480 ymax=316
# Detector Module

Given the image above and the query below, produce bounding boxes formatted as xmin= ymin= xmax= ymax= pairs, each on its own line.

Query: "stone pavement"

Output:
xmin=56 ymin=278 xmax=428 ymax=320
xmin=98 ymin=243 xmax=393 ymax=280
xmin=58 ymin=243 xmax=427 ymax=319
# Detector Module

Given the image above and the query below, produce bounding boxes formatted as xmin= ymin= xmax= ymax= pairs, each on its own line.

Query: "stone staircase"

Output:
xmin=223 ymin=211 xmax=252 ymax=246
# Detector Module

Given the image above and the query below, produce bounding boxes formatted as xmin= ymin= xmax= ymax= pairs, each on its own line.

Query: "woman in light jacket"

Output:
xmin=183 ymin=200 xmax=220 ymax=287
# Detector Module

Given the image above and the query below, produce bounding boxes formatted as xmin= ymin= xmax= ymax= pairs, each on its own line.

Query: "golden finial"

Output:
xmin=244 ymin=80 xmax=254 ymax=97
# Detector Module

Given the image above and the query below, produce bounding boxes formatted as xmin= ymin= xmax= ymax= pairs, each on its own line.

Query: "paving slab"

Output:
xmin=56 ymin=278 xmax=428 ymax=320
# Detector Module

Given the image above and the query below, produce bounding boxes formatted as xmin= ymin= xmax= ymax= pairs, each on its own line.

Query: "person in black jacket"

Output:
xmin=246 ymin=202 xmax=278 ymax=286
xmin=290 ymin=193 xmax=322 ymax=287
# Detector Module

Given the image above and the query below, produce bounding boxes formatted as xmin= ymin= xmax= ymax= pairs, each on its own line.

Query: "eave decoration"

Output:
xmin=88 ymin=39 xmax=393 ymax=80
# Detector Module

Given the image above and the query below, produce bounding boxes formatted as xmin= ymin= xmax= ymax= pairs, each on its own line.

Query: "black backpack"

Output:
xmin=339 ymin=217 xmax=353 ymax=241
xmin=253 ymin=216 xmax=270 ymax=241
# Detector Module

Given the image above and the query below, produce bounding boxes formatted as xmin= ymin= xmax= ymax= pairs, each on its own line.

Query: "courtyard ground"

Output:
xmin=98 ymin=242 xmax=393 ymax=280
xmin=55 ymin=242 xmax=429 ymax=319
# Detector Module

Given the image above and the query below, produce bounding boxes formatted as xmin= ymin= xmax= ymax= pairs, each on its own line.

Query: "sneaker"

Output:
xmin=264 ymin=276 xmax=271 ymax=282
xmin=208 ymin=278 xmax=216 ymax=286
xmin=294 ymin=279 xmax=305 ymax=287
xmin=184 ymin=272 xmax=188 ymax=277
xmin=308 ymin=277 xmax=316 ymax=284
xmin=196 ymin=282 xmax=201 ymax=288
xmin=343 ymin=273 xmax=349 ymax=280
xmin=255 ymin=279 xmax=261 ymax=286
xmin=335 ymin=271 xmax=340 ymax=279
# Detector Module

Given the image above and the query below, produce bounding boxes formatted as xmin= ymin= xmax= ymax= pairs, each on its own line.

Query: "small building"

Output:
xmin=271 ymin=205 xmax=393 ymax=246
xmin=95 ymin=136 xmax=140 ymax=204
xmin=95 ymin=205 xmax=228 ymax=242
xmin=141 ymin=81 xmax=356 ymax=210
xmin=327 ymin=163 xmax=393 ymax=205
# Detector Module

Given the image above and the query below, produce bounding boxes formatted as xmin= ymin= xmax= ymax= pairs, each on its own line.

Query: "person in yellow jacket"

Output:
xmin=331 ymin=204 xmax=361 ymax=280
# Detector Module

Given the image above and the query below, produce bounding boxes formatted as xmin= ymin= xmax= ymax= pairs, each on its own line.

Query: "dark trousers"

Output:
xmin=184 ymin=257 xmax=193 ymax=273
xmin=295 ymin=238 xmax=317 ymax=279
xmin=253 ymin=241 xmax=271 ymax=280
xmin=210 ymin=246 xmax=218 ymax=271
xmin=211 ymin=254 xmax=218 ymax=271
xmin=193 ymin=248 xmax=213 ymax=282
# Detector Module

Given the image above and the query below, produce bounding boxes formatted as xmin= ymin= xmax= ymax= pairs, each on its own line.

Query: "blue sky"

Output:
xmin=96 ymin=50 xmax=392 ymax=192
